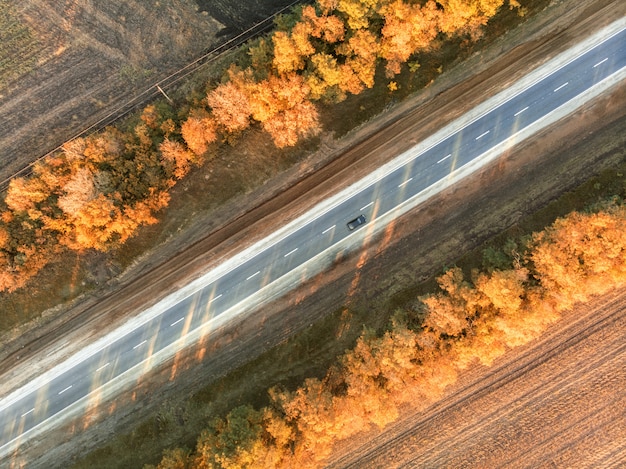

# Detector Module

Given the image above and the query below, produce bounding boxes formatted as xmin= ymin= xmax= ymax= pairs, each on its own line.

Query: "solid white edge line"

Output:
xmin=475 ymin=130 xmax=490 ymax=140
xmin=514 ymin=106 xmax=529 ymax=117
xmin=246 ymin=271 xmax=260 ymax=281
xmin=76 ymin=22 xmax=621 ymax=354
xmin=2 ymin=20 xmax=624 ymax=427
xmin=593 ymin=57 xmax=608 ymax=67
xmin=132 ymin=340 xmax=147 ymax=350
xmin=437 ymin=154 xmax=452 ymax=164
xmin=284 ymin=248 xmax=298 ymax=257
xmin=321 ymin=225 xmax=335 ymax=234
xmin=398 ymin=178 xmax=413 ymax=188
xmin=5 ymin=64 xmax=626 ymax=454
xmin=58 ymin=385 xmax=72 ymax=395
xmin=21 ymin=408 xmax=34 ymax=418
xmin=553 ymin=82 xmax=569 ymax=92
xmin=359 ymin=201 xmax=374 ymax=211
xmin=170 ymin=317 xmax=184 ymax=327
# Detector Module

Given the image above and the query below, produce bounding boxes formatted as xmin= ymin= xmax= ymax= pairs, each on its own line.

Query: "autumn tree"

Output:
xmin=206 ymin=69 xmax=252 ymax=134
xmin=261 ymin=100 xmax=321 ymax=148
xmin=300 ymin=5 xmax=345 ymax=43
xmin=530 ymin=207 xmax=626 ymax=308
xmin=180 ymin=114 xmax=217 ymax=157
xmin=438 ymin=0 xmax=505 ymax=38
xmin=474 ymin=268 xmax=528 ymax=316
xmin=336 ymin=28 xmax=381 ymax=92
xmin=160 ymin=138 xmax=198 ymax=180
xmin=271 ymin=30 xmax=312 ymax=75
xmin=248 ymin=73 xmax=321 ymax=147
xmin=57 ymin=167 xmax=97 ymax=216
xmin=380 ymin=0 xmax=441 ymax=76
xmin=337 ymin=0 xmax=381 ymax=30
xmin=420 ymin=268 xmax=482 ymax=337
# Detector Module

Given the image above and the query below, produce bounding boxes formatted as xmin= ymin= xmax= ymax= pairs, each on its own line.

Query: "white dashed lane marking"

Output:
xmin=246 ymin=271 xmax=260 ymax=281
xmin=284 ymin=248 xmax=298 ymax=258
xmin=514 ymin=106 xmax=529 ymax=117
xmin=398 ymin=178 xmax=413 ymax=188
xmin=132 ymin=340 xmax=147 ymax=350
xmin=593 ymin=57 xmax=608 ymax=67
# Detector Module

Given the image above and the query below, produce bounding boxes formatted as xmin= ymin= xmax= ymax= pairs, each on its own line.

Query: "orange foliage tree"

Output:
xmin=380 ymin=0 xmax=441 ymax=76
xmin=180 ymin=113 xmax=217 ymax=157
xmin=149 ymin=198 xmax=626 ymax=469
xmin=206 ymin=69 xmax=252 ymax=134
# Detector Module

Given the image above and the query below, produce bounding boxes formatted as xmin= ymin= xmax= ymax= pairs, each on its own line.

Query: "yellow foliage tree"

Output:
xmin=261 ymin=100 xmax=321 ymax=148
xmin=160 ymin=138 xmax=198 ymax=180
xmin=337 ymin=0 xmax=380 ymax=30
xmin=272 ymin=30 xmax=312 ymax=75
xmin=336 ymin=28 xmax=380 ymax=91
xmin=438 ymin=0 xmax=505 ymax=38
xmin=180 ymin=115 xmax=217 ymax=156
xmin=206 ymin=70 xmax=252 ymax=134
xmin=301 ymin=5 xmax=345 ymax=43
xmin=531 ymin=208 xmax=626 ymax=308
xmin=380 ymin=0 xmax=441 ymax=76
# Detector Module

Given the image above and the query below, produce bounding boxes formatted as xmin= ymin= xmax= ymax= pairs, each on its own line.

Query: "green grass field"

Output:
xmin=0 ymin=1 xmax=43 ymax=92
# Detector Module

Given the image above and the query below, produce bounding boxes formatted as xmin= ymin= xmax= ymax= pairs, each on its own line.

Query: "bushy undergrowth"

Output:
xmin=0 ymin=0 xmax=519 ymax=294
xmin=145 ymin=199 xmax=626 ymax=468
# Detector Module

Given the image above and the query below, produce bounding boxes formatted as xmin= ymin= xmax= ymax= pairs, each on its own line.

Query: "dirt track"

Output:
xmin=0 ymin=0 xmax=296 ymax=183
xmin=326 ymin=289 xmax=626 ymax=468
xmin=2 ymin=0 xmax=626 ymax=466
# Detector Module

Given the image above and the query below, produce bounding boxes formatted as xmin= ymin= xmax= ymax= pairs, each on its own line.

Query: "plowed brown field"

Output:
xmin=327 ymin=289 xmax=626 ymax=468
xmin=3 ymin=0 xmax=626 ymax=467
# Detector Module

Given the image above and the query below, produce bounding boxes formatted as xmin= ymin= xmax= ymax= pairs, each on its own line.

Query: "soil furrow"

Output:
xmin=328 ymin=290 xmax=626 ymax=468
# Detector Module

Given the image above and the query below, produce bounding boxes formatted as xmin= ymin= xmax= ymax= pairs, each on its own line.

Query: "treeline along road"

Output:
xmin=327 ymin=288 xmax=626 ymax=468
xmin=0 ymin=0 xmax=298 ymax=186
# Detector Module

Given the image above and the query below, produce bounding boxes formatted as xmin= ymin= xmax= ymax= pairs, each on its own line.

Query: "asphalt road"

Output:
xmin=1 ymin=22 xmax=625 ymax=456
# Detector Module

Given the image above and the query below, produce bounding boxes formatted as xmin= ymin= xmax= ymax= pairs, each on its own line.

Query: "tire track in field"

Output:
xmin=526 ymin=392 xmax=626 ymax=468
xmin=388 ymin=315 xmax=626 ymax=467
xmin=413 ymin=313 xmax=626 ymax=468
xmin=327 ymin=290 xmax=626 ymax=468
xmin=420 ymin=340 xmax=626 ymax=468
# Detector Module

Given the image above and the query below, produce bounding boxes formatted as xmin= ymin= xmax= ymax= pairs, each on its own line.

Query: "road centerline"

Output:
xmin=170 ymin=318 xmax=184 ymax=327
xmin=246 ymin=271 xmax=261 ymax=281
xmin=593 ymin=57 xmax=608 ymax=67
xmin=209 ymin=294 xmax=223 ymax=303
xmin=514 ymin=106 xmax=529 ymax=117
xmin=554 ymin=82 xmax=569 ymax=92
xmin=398 ymin=178 xmax=413 ymax=188
xmin=284 ymin=248 xmax=298 ymax=257
xmin=95 ymin=362 xmax=110 ymax=372
xmin=132 ymin=340 xmax=147 ymax=350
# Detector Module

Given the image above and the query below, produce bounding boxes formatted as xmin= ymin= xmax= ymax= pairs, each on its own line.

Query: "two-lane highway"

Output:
xmin=1 ymin=19 xmax=626 ymax=457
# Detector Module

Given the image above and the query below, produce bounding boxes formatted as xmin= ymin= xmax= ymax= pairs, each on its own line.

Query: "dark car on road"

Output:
xmin=347 ymin=214 xmax=366 ymax=231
